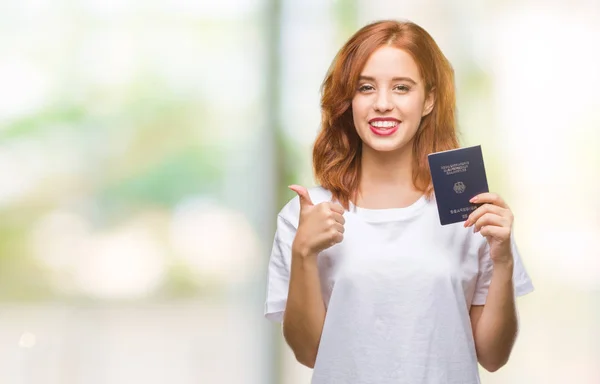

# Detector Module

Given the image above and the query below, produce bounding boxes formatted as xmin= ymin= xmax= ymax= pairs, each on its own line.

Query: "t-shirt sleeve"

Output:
xmin=472 ymin=231 xmax=535 ymax=305
xmin=264 ymin=212 xmax=297 ymax=323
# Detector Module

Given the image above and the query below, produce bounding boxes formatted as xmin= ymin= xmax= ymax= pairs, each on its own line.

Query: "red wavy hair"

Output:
xmin=313 ymin=20 xmax=459 ymax=209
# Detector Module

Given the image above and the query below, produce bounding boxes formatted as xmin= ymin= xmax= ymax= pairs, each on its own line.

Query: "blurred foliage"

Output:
xmin=0 ymin=220 xmax=54 ymax=301
xmin=332 ymin=0 xmax=358 ymax=44
xmin=157 ymin=261 xmax=207 ymax=300
xmin=0 ymin=75 xmax=228 ymax=301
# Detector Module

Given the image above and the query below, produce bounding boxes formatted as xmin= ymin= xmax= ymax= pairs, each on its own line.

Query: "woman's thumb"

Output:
xmin=288 ymin=185 xmax=314 ymax=208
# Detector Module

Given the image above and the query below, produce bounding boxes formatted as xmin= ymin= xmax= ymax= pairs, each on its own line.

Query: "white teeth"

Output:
xmin=371 ymin=121 xmax=398 ymax=128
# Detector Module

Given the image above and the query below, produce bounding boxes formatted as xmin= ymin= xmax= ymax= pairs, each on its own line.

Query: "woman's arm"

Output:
xmin=469 ymin=260 xmax=517 ymax=372
xmin=282 ymin=185 xmax=344 ymax=368
xmin=282 ymin=249 xmax=327 ymax=368
xmin=466 ymin=192 xmax=521 ymax=372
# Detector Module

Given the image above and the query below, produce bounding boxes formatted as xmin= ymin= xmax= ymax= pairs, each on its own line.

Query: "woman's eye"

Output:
xmin=395 ymin=85 xmax=410 ymax=92
xmin=358 ymin=84 xmax=409 ymax=92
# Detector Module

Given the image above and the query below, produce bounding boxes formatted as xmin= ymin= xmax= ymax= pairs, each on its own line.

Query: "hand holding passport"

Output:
xmin=428 ymin=145 xmax=489 ymax=225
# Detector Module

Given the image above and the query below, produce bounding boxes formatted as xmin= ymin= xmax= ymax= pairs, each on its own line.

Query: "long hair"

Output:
xmin=313 ymin=20 xmax=459 ymax=209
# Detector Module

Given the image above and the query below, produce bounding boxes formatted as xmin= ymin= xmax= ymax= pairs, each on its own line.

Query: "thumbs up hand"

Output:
xmin=288 ymin=185 xmax=346 ymax=259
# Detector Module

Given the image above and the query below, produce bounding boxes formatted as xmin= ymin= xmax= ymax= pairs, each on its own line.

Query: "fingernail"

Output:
xmin=470 ymin=197 xmax=477 ymax=203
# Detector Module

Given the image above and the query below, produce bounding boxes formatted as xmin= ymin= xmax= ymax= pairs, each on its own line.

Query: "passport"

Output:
xmin=427 ymin=145 xmax=489 ymax=226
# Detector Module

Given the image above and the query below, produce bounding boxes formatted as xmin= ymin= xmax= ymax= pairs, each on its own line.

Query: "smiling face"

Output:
xmin=351 ymin=45 xmax=435 ymax=155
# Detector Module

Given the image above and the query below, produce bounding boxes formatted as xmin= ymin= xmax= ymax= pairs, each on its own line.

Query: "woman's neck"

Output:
xmin=356 ymin=144 xmax=423 ymax=209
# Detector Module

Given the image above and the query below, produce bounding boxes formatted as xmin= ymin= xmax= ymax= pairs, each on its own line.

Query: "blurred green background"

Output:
xmin=0 ymin=0 xmax=598 ymax=383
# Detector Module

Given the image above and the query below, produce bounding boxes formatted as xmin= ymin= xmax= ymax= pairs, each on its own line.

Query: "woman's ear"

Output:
xmin=422 ymin=89 xmax=435 ymax=117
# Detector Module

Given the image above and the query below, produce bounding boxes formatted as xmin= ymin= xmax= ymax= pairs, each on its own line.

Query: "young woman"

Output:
xmin=264 ymin=19 xmax=534 ymax=383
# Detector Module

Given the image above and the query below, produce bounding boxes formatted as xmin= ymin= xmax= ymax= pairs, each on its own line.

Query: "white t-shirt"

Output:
xmin=264 ymin=186 xmax=534 ymax=384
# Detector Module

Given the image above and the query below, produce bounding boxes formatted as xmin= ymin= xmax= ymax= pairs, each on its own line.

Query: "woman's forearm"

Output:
xmin=282 ymin=250 xmax=326 ymax=368
xmin=473 ymin=260 xmax=518 ymax=372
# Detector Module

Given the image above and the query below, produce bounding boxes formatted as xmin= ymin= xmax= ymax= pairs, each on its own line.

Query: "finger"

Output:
xmin=465 ymin=203 xmax=507 ymax=227
xmin=329 ymin=203 xmax=345 ymax=215
xmin=332 ymin=222 xmax=345 ymax=234
xmin=473 ymin=212 xmax=509 ymax=233
xmin=332 ymin=212 xmax=345 ymax=225
xmin=479 ymin=225 xmax=510 ymax=239
xmin=325 ymin=215 xmax=345 ymax=229
xmin=325 ymin=228 xmax=344 ymax=245
xmin=288 ymin=185 xmax=314 ymax=208
xmin=469 ymin=192 xmax=509 ymax=209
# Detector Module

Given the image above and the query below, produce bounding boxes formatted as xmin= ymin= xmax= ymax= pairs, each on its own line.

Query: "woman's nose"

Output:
xmin=374 ymin=90 xmax=393 ymax=112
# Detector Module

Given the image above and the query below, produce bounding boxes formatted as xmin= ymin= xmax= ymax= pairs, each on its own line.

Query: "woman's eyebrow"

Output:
xmin=358 ymin=75 xmax=417 ymax=85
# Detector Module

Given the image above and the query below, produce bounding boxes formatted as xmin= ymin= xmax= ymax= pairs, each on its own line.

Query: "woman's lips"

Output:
xmin=369 ymin=123 xmax=399 ymax=136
